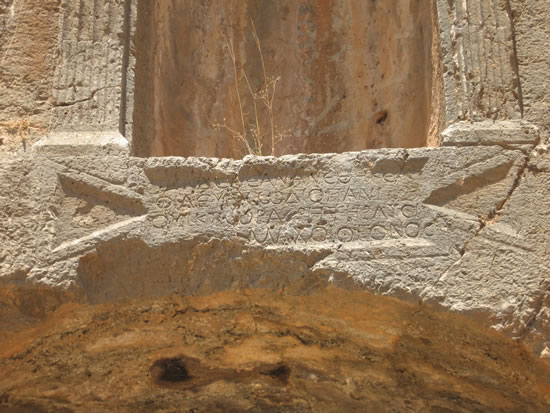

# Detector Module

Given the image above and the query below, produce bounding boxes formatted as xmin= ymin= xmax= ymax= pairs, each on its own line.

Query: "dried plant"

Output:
xmin=214 ymin=20 xmax=286 ymax=157
xmin=0 ymin=119 xmax=47 ymax=150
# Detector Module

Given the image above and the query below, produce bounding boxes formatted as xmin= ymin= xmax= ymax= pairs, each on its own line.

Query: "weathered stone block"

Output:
xmin=2 ymin=143 xmax=549 ymax=354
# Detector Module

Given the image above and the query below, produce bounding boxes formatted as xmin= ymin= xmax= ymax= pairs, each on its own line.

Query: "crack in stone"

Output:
xmin=55 ymin=86 xmax=117 ymax=108
xmin=516 ymin=281 xmax=550 ymax=341
xmin=433 ymin=254 xmax=465 ymax=285
xmin=433 ymin=145 xmax=538 ymax=286
xmin=463 ymin=147 xmax=534 ymax=255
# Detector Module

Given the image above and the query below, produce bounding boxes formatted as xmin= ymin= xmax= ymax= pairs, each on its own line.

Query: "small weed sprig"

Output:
xmin=214 ymin=20 xmax=286 ymax=157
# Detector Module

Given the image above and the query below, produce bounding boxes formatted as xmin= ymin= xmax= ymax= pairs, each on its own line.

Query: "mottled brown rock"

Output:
xmin=1 ymin=289 xmax=550 ymax=412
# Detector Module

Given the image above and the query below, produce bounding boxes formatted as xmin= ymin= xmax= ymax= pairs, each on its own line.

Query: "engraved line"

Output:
xmin=58 ymin=170 xmax=144 ymax=207
xmin=119 ymin=0 xmax=133 ymax=136
xmin=92 ymin=0 xmax=98 ymax=42
xmin=477 ymin=0 xmax=490 ymax=114
xmin=77 ymin=0 xmax=84 ymax=42
xmin=49 ymin=215 xmax=147 ymax=263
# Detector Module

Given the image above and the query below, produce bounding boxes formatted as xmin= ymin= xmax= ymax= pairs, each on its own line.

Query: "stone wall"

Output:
xmin=0 ymin=0 xmax=536 ymax=155
xmin=1 ymin=0 xmax=550 ymax=362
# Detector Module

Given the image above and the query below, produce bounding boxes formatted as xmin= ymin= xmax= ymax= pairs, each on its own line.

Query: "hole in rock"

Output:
xmin=133 ymin=0 xmax=438 ymax=158
xmin=151 ymin=357 xmax=191 ymax=383
xmin=262 ymin=364 xmax=291 ymax=383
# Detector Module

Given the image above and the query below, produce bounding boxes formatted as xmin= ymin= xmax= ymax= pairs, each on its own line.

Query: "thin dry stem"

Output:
xmin=0 ymin=119 xmax=45 ymax=141
xmin=251 ymin=20 xmax=277 ymax=156
xmin=214 ymin=20 xmax=285 ymax=157
xmin=243 ymin=72 xmax=262 ymax=153
xmin=225 ymin=34 xmax=247 ymax=144
xmin=0 ymin=119 xmax=47 ymax=151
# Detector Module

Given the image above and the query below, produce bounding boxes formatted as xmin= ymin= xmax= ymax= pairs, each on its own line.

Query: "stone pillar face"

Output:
xmin=436 ymin=0 xmax=522 ymax=125
xmin=51 ymin=0 xmax=124 ymax=132
xmin=35 ymin=0 xmax=135 ymax=155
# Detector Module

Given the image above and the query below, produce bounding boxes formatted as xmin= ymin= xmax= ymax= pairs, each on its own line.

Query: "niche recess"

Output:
xmin=133 ymin=0 xmax=436 ymax=158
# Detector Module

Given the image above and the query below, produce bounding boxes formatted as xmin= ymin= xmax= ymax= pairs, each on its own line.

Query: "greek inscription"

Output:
xmin=149 ymin=182 xmax=441 ymax=246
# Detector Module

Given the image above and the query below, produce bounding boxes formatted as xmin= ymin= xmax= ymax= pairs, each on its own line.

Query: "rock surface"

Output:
xmin=2 ymin=1 xmax=550 ymax=407
xmin=133 ymin=0 xmax=436 ymax=157
xmin=1 ymin=289 xmax=550 ymax=412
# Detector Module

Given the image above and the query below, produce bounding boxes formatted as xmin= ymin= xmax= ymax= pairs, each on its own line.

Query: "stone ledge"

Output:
xmin=441 ymin=120 xmax=540 ymax=152
xmin=32 ymin=131 xmax=129 ymax=156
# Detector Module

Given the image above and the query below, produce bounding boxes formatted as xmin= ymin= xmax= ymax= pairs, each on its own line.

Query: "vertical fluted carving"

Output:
xmin=51 ymin=0 xmax=134 ymax=136
xmin=436 ymin=0 xmax=521 ymax=125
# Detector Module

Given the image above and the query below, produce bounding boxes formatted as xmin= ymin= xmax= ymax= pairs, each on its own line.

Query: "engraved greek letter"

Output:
xmin=371 ymin=225 xmax=386 ymax=240
xmin=239 ymin=209 xmax=253 ymax=225
xmin=152 ymin=215 xmax=169 ymax=229
xmin=423 ymin=221 xmax=435 ymax=237
xmin=156 ymin=197 xmax=172 ymax=209
xmin=309 ymin=189 xmax=324 ymax=203
xmin=405 ymin=222 xmax=420 ymax=238
xmin=286 ymin=192 xmax=300 ymax=203
xmin=343 ymin=187 xmax=358 ymax=202
xmin=337 ymin=227 xmax=354 ymax=242
xmin=311 ymin=227 xmax=327 ymax=242
xmin=401 ymin=204 xmax=417 ymax=218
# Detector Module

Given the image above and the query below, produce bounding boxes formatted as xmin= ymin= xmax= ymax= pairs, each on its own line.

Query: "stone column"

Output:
xmin=33 ymin=0 xmax=136 ymax=155
xmin=436 ymin=0 xmax=538 ymax=148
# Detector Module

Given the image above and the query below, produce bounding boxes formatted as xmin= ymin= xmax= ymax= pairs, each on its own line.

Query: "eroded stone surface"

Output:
xmin=436 ymin=0 xmax=522 ymax=123
xmin=1 ymin=143 xmax=549 ymax=355
xmin=50 ymin=0 xmax=133 ymax=135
